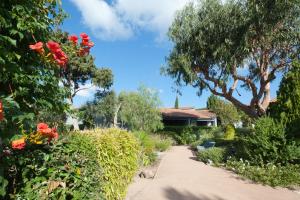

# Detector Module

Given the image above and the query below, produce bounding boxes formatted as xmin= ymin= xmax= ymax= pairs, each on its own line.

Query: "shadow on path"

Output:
xmin=164 ymin=187 xmax=227 ymax=200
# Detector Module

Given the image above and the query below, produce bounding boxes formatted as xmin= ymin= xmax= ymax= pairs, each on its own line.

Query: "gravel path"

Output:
xmin=126 ymin=146 xmax=300 ymax=200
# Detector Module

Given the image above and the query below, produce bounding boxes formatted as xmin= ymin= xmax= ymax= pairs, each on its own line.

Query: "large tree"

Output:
xmin=119 ymin=85 xmax=163 ymax=132
xmin=164 ymin=0 xmax=300 ymax=118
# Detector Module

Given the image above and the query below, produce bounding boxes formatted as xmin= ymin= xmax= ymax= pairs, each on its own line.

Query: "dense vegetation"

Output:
xmin=269 ymin=61 xmax=300 ymax=139
xmin=80 ymin=129 xmax=140 ymax=200
xmin=164 ymin=0 xmax=300 ymax=117
xmin=1 ymin=0 xmax=300 ymax=198
xmin=1 ymin=131 xmax=103 ymax=199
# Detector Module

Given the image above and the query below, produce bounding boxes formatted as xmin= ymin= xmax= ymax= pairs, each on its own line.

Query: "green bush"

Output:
xmin=197 ymin=147 xmax=227 ymax=165
xmin=84 ymin=128 xmax=140 ymax=200
xmin=4 ymin=133 xmax=103 ymax=200
xmin=224 ymin=124 xmax=235 ymax=140
xmin=152 ymin=135 xmax=173 ymax=152
xmin=235 ymin=127 xmax=252 ymax=136
xmin=175 ymin=126 xmax=197 ymax=144
xmin=133 ymin=131 xmax=157 ymax=166
xmin=269 ymin=61 xmax=300 ymax=138
xmin=239 ymin=117 xmax=299 ymax=165
xmin=163 ymin=125 xmax=211 ymax=135
xmin=226 ymin=159 xmax=300 ymax=188
xmin=158 ymin=126 xmax=216 ymax=145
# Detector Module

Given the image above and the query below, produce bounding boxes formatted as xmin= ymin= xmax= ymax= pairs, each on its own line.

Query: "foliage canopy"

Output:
xmin=164 ymin=0 xmax=300 ymax=117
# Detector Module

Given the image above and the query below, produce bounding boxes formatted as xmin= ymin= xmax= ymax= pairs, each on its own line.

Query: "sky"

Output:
xmin=61 ymin=0 xmax=280 ymax=108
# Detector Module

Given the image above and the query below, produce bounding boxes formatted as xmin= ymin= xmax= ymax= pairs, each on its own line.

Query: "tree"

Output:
xmin=207 ymin=95 xmax=240 ymax=126
xmin=174 ymin=95 xmax=179 ymax=109
xmin=164 ymin=0 xmax=300 ymax=118
xmin=119 ymin=86 xmax=163 ymax=132
xmin=79 ymin=91 xmax=118 ymax=128
xmin=0 ymin=1 xmax=68 ymax=134
xmin=53 ymin=31 xmax=113 ymax=103
xmin=269 ymin=61 xmax=300 ymax=138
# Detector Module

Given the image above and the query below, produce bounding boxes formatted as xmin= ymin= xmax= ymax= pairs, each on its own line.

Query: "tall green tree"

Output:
xmin=207 ymin=95 xmax=240 ymax=126
xmin=174 ymin=95 xmax=179 ymax=109
xmin=119 ymin=85 xmax=163 ymax=132
xmin=270 ymin=61 xmax=300 ymax=138
xmin=164 ymin=0 xmax=300 ymax=118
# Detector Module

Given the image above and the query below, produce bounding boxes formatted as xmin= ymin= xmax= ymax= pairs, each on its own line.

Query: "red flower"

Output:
xmin=37 ymin=123 xmax=52 ymax=135
xmin=0 ymin=100 xmax=4 ymax=121
xmin=29 ymin=42 xmax=44 ymax=54
xmin=80 ymin=33 xmax=91 ymax=46
xmin=47 ymin=128 xmax=59 ymax=142
xmin=46 ymin=41 xmax=60 ymax=52
xmin=46 ymin=41 xmax=68 ymax=67
xmin=12 ymin=138 xmax=26 ymax=150
xmin=80 ymin=33 xmax=89 ymax=40
xmin=51 ymin=128 xmax=59 ymax=139
xmin=68 ymin=35 xmax=78 ymax=45
xmin=87 ymin=42 xmax=94 ymax=48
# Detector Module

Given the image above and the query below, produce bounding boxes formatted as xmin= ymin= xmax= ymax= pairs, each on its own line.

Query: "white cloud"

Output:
xmin=76 ymin=83 xmax=98 ymax=97
xmin=70 ymin=0 xmax=133 ymax=40
xmin=69 ymin=0 xmax=193 ymax=41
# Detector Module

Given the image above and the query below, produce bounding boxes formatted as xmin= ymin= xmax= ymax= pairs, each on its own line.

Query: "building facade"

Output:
xmin=160 ymin=107 xmax=217 ymax=127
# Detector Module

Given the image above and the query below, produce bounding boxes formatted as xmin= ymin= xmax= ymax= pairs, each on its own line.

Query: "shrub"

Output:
xmin=197 ymin=147 xmax=227 ymax=165
xmin=4 ymin=133 xmax=103 ymax=199
xmin=152 ymin=135 xmax=174 ymax=152
xmin=235 ymin=127 xmax=252 ymax=136
xmin=211 ymin=127 xmax=224 ymax=139
xmin=84 ymin=128 xmax=140 ymax=200
xmin=133 ymin=131 xmax=157 ymax=166
xmin=269 ymin=61 xmax=300 ymax=138
xmin=159 ymin=126 xmax=216 ymax=145
xmin=239 ymin=117 xmax=299 ymax=165
xmin=224 ymin=124 xmax=235 ymax=140
xmin=226 ymin=159 xmax=300 ymax=188
xmin=175 ymin=126 xmax=197 ymax=145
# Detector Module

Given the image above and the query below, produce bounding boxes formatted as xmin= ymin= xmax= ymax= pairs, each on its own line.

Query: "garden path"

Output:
xmin=126 ymin=146 xmax=300 ymax=200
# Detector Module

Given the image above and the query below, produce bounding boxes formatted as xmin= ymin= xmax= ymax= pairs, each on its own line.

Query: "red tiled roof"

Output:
xmin=160 ymin=108 xmax=216 ymax=119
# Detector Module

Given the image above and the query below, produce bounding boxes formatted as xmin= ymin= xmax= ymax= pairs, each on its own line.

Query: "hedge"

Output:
xmin=82 ymin=128 xmax=140 ymax=200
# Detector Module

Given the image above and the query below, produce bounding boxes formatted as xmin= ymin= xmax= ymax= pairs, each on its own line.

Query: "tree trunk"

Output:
xmin=113 ymin=103 xmax=121 ymax=128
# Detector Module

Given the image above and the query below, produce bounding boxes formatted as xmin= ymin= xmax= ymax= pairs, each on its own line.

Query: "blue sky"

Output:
xmin=61 ymin=0 xmax=280 ymax=108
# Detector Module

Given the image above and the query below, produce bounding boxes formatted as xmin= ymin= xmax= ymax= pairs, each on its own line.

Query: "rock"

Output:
xmin=207 ymin=159 xmax=213 ymax=165
xmin=139 ymin=169 xmax=155 ymax=179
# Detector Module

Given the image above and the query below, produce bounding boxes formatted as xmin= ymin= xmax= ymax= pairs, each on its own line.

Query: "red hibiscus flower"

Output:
xmin=0 ymin=100 xmax=4 ymax=121
xmin=68 ymin=35 xmax=78 ymax=45
xmin=29 ymin=42 xmax=44 ymax=54
xmin=37 ymin=123 xmax=52 ymax=135
xmin=12 ymin=138 xmax=26 ymax=150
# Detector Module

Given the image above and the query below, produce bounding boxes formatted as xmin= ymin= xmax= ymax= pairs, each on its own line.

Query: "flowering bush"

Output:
xmin=29 ymin=33 xmax=95 ymax=68
xmin=10 ymin=123 xmax=59 ymax=151
xmin=226 ymin=158 xmax=300 ymax=188
xmin=2 ymin=132 xmax=103 ymax=199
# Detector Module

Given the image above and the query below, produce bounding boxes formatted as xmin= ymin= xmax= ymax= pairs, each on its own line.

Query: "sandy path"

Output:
xmin=126 ymin=146 xmax=299 ymax=200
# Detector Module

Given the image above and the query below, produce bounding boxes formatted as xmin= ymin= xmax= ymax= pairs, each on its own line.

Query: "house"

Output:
xmin=160 ymin=107 xmax=217 ymax=127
